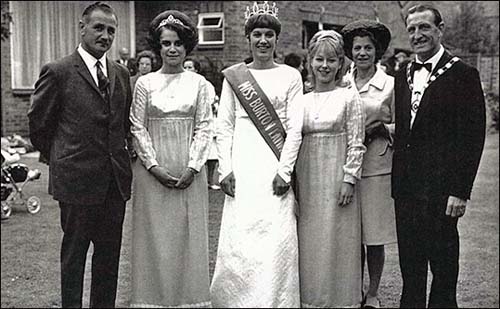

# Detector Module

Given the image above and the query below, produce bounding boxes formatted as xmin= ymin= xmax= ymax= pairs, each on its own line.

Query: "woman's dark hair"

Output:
xmin=244 ymin=14 xmax=281 ymax=38
xmin=148 ymin=10 xmax=198 ymax=57
xmin=345 ymin=29 xmax=385 ymax=62
xmin=183 ymin=57 xmax=201 ymax=72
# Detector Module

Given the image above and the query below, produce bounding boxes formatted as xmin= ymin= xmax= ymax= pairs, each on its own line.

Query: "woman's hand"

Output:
xmin=365 ymin=121 xmax=389 ymax=145
xmin=149 ymin=166 xmax=179 ymax=188
xmin=272 ymin=174 xmax=290 ymax=196
xmin=175 ymin=168 xmax=197 ymax=190
xmin=220 ymin=172 xmax=236 ymax=197
xmin=338 ymin=182 xmax=355 ymax=207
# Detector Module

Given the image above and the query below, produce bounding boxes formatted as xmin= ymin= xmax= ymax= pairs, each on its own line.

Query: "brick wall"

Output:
xmin=1 ymin=1 xmax=31 ymax=137
xmin=134 ymin=1 xmax=375 ymax=95
xmin=5 ymin=1 xmax=496 ymax=136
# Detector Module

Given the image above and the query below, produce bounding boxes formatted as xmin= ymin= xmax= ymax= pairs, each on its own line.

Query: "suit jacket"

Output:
xmin=392 ymin=51 xmax=486 ymax=201
xmin=29 ymin=51 xmax=133 ymax=205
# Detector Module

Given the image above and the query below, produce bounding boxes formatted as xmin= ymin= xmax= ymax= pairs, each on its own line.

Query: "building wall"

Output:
xmin=2 ymin=1 xmax=497 ymax=136
xmin=1 ymin=1 xmax=31 ymax=136
xmin=134 ymin=1 xmax=375 ymax=95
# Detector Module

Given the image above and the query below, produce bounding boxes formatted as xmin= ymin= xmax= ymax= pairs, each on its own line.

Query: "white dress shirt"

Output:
xmin=77 ymin=44 xmax=108 ymax=87
xmin=410 ymin=45 xmax=445 ymax=127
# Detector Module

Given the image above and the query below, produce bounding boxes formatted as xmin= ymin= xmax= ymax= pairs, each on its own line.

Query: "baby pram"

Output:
xmin=1 ymin=163 xmax=42 ymax=218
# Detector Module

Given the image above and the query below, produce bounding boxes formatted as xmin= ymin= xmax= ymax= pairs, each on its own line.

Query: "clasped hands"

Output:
xmin=149 ymin=166 xmax=196 ymax=190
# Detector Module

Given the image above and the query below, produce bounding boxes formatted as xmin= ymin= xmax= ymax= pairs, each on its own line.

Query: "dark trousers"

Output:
xmin=395 ymin=197 xmax=459 ymax=308
xmin=59 ymin=180 xmax=126 ymax=308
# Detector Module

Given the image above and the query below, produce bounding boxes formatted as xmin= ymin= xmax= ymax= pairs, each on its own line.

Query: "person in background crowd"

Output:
xmin=183 ymin=57 xmax=220 ymax=190
xmin=130 ymin=50 xmax=155 ymax=90
xmin=285 ymin=52 xmax=311 ymax=93
xmin=183 ymin=57 xmax=201 ymax=73
xmin=392 ymin=4 xmax=486 ymax=308
xmin=28 ymin=2 xmax=133 ymax=307
xmin=129 ymin=9 xmax=213 ymax=307
xmin=342 ymin=19 xmax=397 ymax=308
xmin=116 ymin=46 xmax=137 ymax=75
xmin=284 ymin=52 xmax=304 ymax=73
xmin=274 ymin=29 xmax=366 ymax=308
xmin=393 ymin=50 xmax=412 ymax=73
xmin=210 ymin=1 xmax=303 ymax=306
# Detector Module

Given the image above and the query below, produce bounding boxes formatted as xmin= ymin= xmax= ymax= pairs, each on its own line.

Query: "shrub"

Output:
xmin=485 ymin=92 xmax=499 ymax=133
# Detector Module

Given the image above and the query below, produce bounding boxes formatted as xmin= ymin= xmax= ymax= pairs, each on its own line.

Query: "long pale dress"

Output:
xmin=211 ymin=64 xmax=303 ymax=308
xmin=278 ymin=85 xmax=366 ymax=308
xmin=129 ymin=71 xmax=213 ymax=308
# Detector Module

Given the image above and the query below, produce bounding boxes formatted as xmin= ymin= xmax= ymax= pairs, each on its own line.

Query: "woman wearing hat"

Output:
xmin=342 ymin=20 xmax=397 ymax=308
xmin=129 ymin=10 xmax=213 ymax=307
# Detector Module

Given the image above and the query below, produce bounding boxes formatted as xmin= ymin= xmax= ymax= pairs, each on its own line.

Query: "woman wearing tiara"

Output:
xmin=129 ymin=10 xmax=213 ymax=307
xmin=210 ymin=2 xmax=303 ymax=307
xmin=273 ymin=30 xmax=366 ymax=307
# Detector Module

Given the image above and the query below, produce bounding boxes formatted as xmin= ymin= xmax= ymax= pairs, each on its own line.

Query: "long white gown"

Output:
xmin=277 ymin=85 xmax=366 ymax=307
xmin=129 ymin=71 xmax=213 ymax=308
xmin=210 ymin=64 xmax=303 ymax=308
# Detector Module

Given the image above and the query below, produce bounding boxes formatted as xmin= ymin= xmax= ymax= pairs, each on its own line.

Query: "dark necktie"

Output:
xmin=96 ymin=61 xmax=109 ymax=100
xmin=412 ymin=62 xmax=432 ymax=75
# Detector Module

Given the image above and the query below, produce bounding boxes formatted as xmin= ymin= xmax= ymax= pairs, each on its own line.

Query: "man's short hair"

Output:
xmin=81 ymin=2 xmax=117 ymax=24
xmin=405 ymin=4 xmax=442 ymax=26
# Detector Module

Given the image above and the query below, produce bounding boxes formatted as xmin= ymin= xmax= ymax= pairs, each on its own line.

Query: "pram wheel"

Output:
xmin=26 ymin=196 xmax=41 ymax=214
xmin=2 ymin=201 xmax=12 ymax=218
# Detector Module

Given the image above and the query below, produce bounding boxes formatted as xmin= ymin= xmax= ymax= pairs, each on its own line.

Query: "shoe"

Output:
xmin=363 ymin=296 xmax=380 ymax=308
xmin=209 ymin=185 xmax=221 ymax=190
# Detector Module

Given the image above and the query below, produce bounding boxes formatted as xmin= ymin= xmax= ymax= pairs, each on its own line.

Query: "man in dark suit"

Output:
xmin=116 ymin=47 xmax=137 ymax=76
xmin=392 ymin=4 xmax=486 ymax=308
xmin=28 ymin=2 xmax=132 ymax=307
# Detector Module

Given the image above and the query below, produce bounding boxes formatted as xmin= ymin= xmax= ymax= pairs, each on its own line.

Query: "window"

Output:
xmin=9 ymin=1 xmax=134 ymax=90
xmin=197 ymin=12 xmax=224 ymax=45
xmin=302 ymin=21 xmax=343 ymax=49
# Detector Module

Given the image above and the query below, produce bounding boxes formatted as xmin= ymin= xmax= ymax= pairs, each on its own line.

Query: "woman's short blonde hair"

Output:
xmin=307 ymin=30 xmax=349 ymax=88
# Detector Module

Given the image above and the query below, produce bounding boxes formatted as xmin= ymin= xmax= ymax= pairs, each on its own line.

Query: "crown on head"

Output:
xmin=157 ymin=15 xmax=184 ymax=30
xmin=244 ymin=1 xmax=279 ymax=22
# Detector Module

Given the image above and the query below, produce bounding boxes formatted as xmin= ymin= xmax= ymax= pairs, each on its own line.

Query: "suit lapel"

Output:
xmin=73 ymin=51 xmax=102 ymax=97
xmin=411 ymin=51 xmax=453 ymax=131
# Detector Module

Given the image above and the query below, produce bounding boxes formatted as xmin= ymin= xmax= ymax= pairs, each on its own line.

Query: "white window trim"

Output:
xmin=197 ymin=12 xmax=224 ymax=45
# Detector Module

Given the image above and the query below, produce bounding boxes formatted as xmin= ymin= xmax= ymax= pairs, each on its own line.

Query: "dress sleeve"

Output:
xmin=188 ymin=78 xmax=214 ymax=172
xmin=129 ymin=77 xmax=159 ymax=170
xmin=277 ymin=95 xmax=305 ymax=183
xmin=216 ymin=78 xmax=236 ymax=181
xmin=343 ymin=88 xmax=366 ymax=184
xmin=284 ymin=71 xmax=304 ymax=130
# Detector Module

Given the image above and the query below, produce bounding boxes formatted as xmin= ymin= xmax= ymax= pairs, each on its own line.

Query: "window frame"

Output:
xmin=197 ymin=12 xmax=224 ymax=46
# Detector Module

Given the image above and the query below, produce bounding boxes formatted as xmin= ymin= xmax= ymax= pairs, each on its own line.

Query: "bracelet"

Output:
xmin=187 ymin=167 xmax=198 ymax=174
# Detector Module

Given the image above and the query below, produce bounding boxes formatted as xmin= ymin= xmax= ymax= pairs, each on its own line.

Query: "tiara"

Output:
xmin=157 ymin=15 xmax=184 ymax=30
xmin=244 ymin=1 xmax=279 ymax=22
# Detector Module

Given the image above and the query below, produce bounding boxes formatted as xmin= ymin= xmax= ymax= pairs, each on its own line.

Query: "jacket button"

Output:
xmin=406 ymin=144 xmax=410 ymax=148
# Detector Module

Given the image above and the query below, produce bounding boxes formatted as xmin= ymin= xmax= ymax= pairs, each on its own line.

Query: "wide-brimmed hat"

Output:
xmin=341 ymin=19 xmax=391 ymax=61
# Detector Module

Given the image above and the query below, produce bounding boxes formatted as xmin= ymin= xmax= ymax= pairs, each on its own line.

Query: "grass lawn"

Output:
xmin=1 ymin=133 xmax=498 ymax=308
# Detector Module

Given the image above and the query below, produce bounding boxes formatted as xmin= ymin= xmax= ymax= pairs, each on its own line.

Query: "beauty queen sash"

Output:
xmin=223 ymin=63 xmax=286 ymax=160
